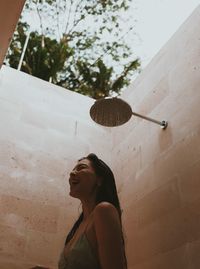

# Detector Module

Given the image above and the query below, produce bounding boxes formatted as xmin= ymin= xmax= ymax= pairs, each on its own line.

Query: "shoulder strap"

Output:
xmin=83 ymin=211 xmax=94 ymax=234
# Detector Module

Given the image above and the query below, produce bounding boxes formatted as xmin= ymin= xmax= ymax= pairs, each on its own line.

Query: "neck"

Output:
xmin=81 ymin=198 xmax=96 ymax=221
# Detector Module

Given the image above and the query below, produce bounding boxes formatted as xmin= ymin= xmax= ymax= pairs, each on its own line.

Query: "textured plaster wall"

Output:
xmin=0 ymin=66 xmax=111 ymax=269
xmin=111 ymin=5 xmax=200 ymax=269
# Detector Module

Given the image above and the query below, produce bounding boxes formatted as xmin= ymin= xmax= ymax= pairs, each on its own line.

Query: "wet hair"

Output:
xmin=65 ymin=153 xmax=127 ymax=268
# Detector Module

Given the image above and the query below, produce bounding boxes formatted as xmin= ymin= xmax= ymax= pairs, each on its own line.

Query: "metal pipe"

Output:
xmin=132 ymin=111 xmax=168 ymax=129
xmin=17 ymin=31 xmax=30 ymax=70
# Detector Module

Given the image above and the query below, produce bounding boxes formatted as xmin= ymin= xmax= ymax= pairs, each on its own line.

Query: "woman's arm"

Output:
xmin=94 ymin=202 xmax=126 ymax=269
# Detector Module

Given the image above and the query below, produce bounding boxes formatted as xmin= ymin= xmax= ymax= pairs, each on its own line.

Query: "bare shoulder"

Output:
xmin=94 ymin=202 xmax=120 ymax=225
xmin=93 ymin=202 xmax=125 ymax=269
xmin=94 ymin=201 xmax=118 ymax=214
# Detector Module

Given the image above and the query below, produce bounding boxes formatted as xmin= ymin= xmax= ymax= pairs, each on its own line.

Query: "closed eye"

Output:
xmin=73 ymin=164 xmax=88 ymax=172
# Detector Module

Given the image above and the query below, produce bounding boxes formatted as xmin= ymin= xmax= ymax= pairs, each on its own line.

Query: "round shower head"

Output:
xmin=90 ymin=97 xmax=132 ymax=127
xmin=90 ymin=97 xmax=168 ymax=129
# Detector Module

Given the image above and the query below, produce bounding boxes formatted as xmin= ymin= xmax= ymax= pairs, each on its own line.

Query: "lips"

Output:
xmin=69 ymin=178 xmax=80 ymax=187
xmin=71 ymin=182 xmax=79 ymax=185
xmin=70 ymin=182 xmax=80 ymax=191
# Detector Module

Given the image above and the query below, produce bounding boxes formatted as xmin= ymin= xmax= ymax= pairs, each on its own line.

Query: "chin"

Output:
xmin=69 ymin=191 xmax=80 ymax=199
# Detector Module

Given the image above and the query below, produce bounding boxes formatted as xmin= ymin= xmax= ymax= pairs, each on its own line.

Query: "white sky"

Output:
xmin=22 ymin=0 xmax=200 ymax=72
xmin=133 ymin=0 xmax=200 ymax=68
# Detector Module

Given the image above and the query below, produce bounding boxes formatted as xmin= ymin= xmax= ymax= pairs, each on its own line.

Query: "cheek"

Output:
xmin=80 ymin=170 xmax=96 ymax=181
xmin=80 ymin=174 xmax=97 ymax=190
xmin=83 ymin=179 xmax=97 ymax=190
xmin=88 ymin=173 xmax=97 ymax=185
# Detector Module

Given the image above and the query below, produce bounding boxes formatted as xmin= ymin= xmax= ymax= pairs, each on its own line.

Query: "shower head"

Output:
xmin=90 ymin=97 xmax=168 ymax=129
xmin=90 ymin=97 xmax=132 ymax=127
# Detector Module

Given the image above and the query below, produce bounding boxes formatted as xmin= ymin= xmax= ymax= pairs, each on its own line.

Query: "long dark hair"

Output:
xmin=65 ymin=153 xmax=127 ymax=268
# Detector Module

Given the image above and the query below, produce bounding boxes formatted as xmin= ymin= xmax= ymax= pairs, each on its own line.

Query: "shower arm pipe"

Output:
xmin=132 ymin=111 xmax=168 ymax=129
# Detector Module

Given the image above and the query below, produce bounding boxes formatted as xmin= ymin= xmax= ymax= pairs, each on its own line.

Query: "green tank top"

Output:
xmin=58 ymin=231 xmax=101 ymax=269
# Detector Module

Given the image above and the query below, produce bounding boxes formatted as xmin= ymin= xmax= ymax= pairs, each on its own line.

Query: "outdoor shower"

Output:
xmin=90 ymin=97 xmax=168 ymax=129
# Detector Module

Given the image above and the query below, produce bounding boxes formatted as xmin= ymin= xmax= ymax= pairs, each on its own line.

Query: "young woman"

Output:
xmin=58 ymin=153 xmax=127 ymax=269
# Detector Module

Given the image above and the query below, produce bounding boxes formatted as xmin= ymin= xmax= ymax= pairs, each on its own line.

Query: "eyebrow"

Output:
xmin=73 ymin=163 xmax=88 ymax=170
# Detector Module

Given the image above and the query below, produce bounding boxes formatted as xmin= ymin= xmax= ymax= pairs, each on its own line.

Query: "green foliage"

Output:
xmin=64 ymin=59 xmax=113 ymax=99
xmin=6 ymin=0 xmax=140 ymax=99
xmin=7 ymin=22 xmax=73 ymax=82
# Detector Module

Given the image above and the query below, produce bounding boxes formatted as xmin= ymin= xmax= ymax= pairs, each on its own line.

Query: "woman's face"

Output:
xmin=69 ymin=158 xmax=99 ymax=200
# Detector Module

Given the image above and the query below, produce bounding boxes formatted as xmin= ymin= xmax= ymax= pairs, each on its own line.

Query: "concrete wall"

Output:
xmin=111 ymin=5 xmax=200 ymax=269
xmin=0 ymin=66 xmax=111 ymax=268
xmin=0 ymin=0 xmax=25 ymax=67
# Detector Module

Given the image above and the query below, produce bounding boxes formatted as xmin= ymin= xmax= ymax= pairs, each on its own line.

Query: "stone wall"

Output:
xmin=0 ymin=66 xmax=111 ymax=268
xmin=111 ymin=5 xmax=200 ymax=269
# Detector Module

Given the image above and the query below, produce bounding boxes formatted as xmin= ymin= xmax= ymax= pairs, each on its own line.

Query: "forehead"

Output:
xmin=78 ymin=158 xmax=91 ymax=166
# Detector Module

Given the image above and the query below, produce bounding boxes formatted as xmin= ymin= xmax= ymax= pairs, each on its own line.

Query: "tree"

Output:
xmin=6 ymin=0 xmax=140 ymax=99
xmin=7 ymin=21 xmax=72 ymax=81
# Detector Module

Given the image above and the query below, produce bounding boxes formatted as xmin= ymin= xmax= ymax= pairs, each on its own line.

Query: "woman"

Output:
xmin=58 ymin=153 xmax=127 ymax=269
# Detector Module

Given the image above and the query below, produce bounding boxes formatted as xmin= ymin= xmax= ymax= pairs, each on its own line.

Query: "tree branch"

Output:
xmin=72 ymin=0 xmax=82 ymax=29
xmin=64 ymin=0 xmax=73 ymax=34
xmin=55 ymin=0 xmax=61 ymax=39
xmin=36 ymin=0 xmax=44 ymax=36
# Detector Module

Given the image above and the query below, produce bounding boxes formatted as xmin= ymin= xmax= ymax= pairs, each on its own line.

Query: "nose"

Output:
xmin=70 ymin=170 xmax=76 ymax=177
xmin=69 ymin=170 xmax=77 ymax=184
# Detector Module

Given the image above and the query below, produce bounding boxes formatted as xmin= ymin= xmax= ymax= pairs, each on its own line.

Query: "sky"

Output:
xmin=22 ymin=0 xmax=200 ymax=72
xmin=132 ymin=0 xmax=200 ymax=68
